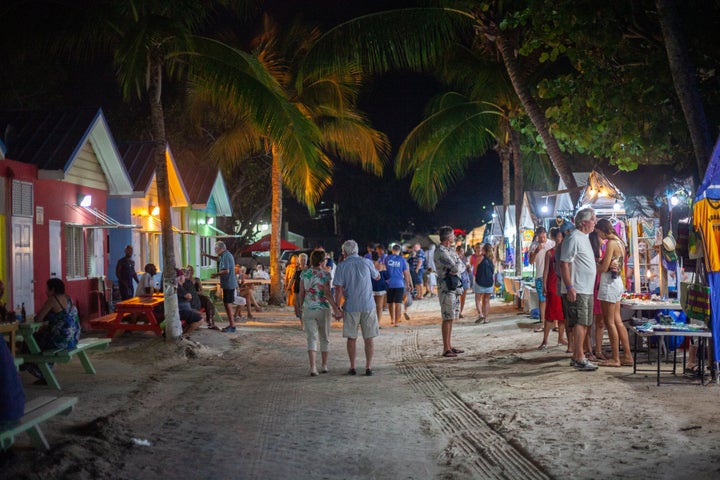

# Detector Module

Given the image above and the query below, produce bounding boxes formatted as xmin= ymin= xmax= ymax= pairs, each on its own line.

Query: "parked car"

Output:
xmin=280 ymin=249 xmax=314 ymax=265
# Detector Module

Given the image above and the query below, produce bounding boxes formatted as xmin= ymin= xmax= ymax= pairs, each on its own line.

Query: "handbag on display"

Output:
xmin=688 ymin=226 xmax=705 ymax=260
xmin=681 ymin=264 xmax=711 ymax=324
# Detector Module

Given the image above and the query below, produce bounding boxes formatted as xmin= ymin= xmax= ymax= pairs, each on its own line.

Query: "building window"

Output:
xmin=65 ymin=225 xmax=85 ymax=278
xmin=201 ymin=237 xmax=214 ymax=267
xmin=12 ymin=180 xmax=33 ymax=217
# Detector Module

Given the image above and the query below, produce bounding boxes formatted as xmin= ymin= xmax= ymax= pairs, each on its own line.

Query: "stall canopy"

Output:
xmin=576 ymin=170 xmax=625 ymax=215
xmin=242 ymin=234 xmax=299 ymax=252
xmin=465 ymin=225 xmax=486 ymax=246
xmin=694 ymin=135 xmax=720 ymax=365
xmin=488 ymin=204 xmax=534 ymax=239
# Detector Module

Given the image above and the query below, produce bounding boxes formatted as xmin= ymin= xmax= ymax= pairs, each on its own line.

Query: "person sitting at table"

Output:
xmin=253 ymin=264 xmax=270 ymax=280
xmin=176 ymin=269 xmax=203 ymax=338
xmin=186 ymin=265 xmax=219 ymax=330
xmin=238 ymin=266 xmax=263 ymax=315
xmin=22 ymin=278 xmax=80 ymax=383
xmin=135 ymin=263 xmax=158 ymax=296
xmin=0 ymin=279 xmax=8 ymax=321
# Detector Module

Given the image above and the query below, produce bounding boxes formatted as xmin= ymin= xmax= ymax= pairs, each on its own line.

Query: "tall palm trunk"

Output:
xmin=511 ymin=130 xmax=524 ymax=277
xmin=496 ymin=36 xmax=578 ymax=203
xmin=656 ymin=0 xmax=711 ymax=176
xmin=269 ymin=143 xmax=284 ymax=304
xmin=148 ymin=50 xmax=180 ymax=340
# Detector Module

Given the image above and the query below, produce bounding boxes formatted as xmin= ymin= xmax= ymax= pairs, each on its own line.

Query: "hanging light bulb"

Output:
xmin=670 ymin=195 xmax=679 ymax=206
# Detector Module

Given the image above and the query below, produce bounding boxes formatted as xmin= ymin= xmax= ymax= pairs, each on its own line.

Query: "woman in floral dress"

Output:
xmin=298 ymin=250 xmax=343 ymax=376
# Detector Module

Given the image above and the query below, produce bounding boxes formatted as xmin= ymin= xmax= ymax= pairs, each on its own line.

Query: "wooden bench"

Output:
xmin=89 ymin=313 xmax=117 ymax=327
xmin=0 ymin=396 xmax=78 ymax=451
xmin=18 ymin=338 xmax=111 ymax=390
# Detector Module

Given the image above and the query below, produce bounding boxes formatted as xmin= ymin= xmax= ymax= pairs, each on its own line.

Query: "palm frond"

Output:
xmin=396 ymin=97 xmax=500 ymax=176
xmin=396 ymin=98 xmax=500 ymax=209
xmin=301 ymin=8 xmax=474 ymax=81
xmin=319 ymin=118 xmax=390 ymax=176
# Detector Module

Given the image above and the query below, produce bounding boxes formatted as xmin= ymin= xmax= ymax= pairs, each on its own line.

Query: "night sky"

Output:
xmin=0 ymin=0 xmax=503 ymax=248
xmin=274 ymin=1 xmax=503 ymax=245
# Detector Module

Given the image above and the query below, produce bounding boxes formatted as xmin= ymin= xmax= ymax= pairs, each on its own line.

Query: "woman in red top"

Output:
xmin=539 ymin=228 xmax=566 ymax=349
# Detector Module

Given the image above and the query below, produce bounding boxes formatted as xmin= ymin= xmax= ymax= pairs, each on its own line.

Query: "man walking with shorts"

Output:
xmin=333 ymin=240 xmax=381 ymax=376
xmin=559 ymin=208 xmax=598 ymax=371
xmin=204 ymin=241 xmax=239 ymax=333
xmin=434 ymin=226 xmax=466 ymax=358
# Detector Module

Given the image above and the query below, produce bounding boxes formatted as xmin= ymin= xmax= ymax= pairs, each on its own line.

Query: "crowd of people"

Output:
xmin=529 ymin=206 xmax=635 ymax=371
xmin=113 ymin=214 xmax=638 ymax=376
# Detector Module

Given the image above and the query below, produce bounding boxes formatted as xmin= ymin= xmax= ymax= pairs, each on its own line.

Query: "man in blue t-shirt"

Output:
xmin=384 ymin=244 xmax=412 ymax=327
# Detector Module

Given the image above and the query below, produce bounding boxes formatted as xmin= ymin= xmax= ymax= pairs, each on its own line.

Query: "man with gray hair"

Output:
xmin=333 ymin=239 xmax=381 ymax=376
xmin=559 ymin=208 xmax=598 ymax=371
xmin=434 ymin=226 xmax=466 ymax=357
xmin=204 ymin=241 xmax=239 ymax=333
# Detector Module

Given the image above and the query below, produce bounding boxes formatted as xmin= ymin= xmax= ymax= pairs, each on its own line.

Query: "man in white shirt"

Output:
xmin=529 ymin=226 xmax=555 ymax=332
xmin=559 ymin=208 xmax=598 ymax=371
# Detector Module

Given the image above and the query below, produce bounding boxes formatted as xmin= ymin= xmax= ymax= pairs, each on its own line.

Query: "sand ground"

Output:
xmin=4 ymin=296 xmax=720 ymax=479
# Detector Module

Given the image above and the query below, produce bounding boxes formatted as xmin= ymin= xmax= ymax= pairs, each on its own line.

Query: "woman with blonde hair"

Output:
xmin=284 ymin=254 xmax=298 ymax=309
xmin=595 ymin=218 xmax=632 ymax=367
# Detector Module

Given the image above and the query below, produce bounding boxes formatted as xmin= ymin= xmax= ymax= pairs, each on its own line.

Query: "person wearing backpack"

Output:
xmin=473 ymin=243 xmax=495 ymax=324
xmin=21 ymin=278 xmax=80 ymax=383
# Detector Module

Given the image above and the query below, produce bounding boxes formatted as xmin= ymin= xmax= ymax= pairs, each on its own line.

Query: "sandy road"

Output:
xmin=4 ymin=301 xmax=552 ymax=480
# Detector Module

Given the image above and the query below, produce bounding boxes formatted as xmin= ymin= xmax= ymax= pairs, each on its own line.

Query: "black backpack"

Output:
xmin=475 ymin=258 xmax=494 ymax=288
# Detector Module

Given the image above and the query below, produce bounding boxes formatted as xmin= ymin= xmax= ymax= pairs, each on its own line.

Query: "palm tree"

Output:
xmin=54 ymin=0 xmax=230 ymax=341
xmin=303 ymin=3 xmax=580 ymax=201
xmin=656 ymin=0 xmax=712 ymax=176
xmin=189 ymin=20 xmax=389 ymax=303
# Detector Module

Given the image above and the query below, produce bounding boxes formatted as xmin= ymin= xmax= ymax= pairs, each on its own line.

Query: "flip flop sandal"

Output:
xmin=442 ymin=350 xmax=457 ymax=358
xmin=451 ymin=348 xmax=464 ymax=354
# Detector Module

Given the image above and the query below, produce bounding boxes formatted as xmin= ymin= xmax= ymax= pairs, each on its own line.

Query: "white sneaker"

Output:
xmin=575 ymin=359 xmax=598 ymax=371
xmin=310 ymin=369 xmax=319 ymax=377
xmin=320 ymin=366 xmax=329 ymax=373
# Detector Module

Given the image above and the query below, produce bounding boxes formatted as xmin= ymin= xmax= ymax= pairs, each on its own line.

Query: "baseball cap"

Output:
xmin=559 ymin=220 xmax=575 ymax=234
xmin=176 ymin=268 xmax=186 ymax=277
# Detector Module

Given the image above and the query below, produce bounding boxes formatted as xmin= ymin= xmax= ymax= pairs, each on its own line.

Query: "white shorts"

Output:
xmin=597 ymin=272 xmax=624 ymax=303
xmin=342 ymin=310 xmax=379 ymax=339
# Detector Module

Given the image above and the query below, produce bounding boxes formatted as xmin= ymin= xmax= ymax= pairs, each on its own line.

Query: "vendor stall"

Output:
xmin=692 ymin=135 xmax=720 ymax=372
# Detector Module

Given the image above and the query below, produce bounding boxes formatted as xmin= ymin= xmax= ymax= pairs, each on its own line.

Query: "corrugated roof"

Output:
xmin=116 ymin=142 xmax=158 ymax=193
xmin=0 ymin=108 xmax=100 ymax=170
xmin=176 ymin=160 xmax=218 ymax=206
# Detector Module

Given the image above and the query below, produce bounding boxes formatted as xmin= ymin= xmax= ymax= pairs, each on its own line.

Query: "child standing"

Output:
xmin=426 ymin=268 xmax=437 ymax=297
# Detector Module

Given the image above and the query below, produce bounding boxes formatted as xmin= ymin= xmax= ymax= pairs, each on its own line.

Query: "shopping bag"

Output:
xmin=688 ymin=227 xmax=705 ymax=259
xmin=682 ymin=282 xmax=711 ymax=323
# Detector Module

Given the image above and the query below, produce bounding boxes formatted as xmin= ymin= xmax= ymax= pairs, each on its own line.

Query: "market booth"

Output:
xmin=692 ymin=136 xmax=720 ymax=375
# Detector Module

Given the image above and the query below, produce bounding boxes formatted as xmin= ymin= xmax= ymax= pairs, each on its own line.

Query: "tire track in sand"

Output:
xmin=395 ymin=330 xmax=552 ymax=480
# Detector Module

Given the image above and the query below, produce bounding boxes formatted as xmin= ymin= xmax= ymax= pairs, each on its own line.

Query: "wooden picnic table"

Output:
xmin=93 ymin=294 xmax=164 ymax=338
xmin=16 ymin=322 xmax=111 ymax=389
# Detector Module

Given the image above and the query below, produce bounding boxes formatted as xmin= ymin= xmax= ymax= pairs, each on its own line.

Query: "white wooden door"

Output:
xmin=12 ymin=216 xmax=34 ymax=314
xmin=49 ymin=220 xmax=62 ymax=279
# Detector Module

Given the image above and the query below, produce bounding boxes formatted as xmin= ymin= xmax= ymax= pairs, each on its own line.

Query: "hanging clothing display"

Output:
xmin=693 ymin=135 xmax=720 ymax=364
xmin=692 ymin=198 xmax=720 ymax=272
